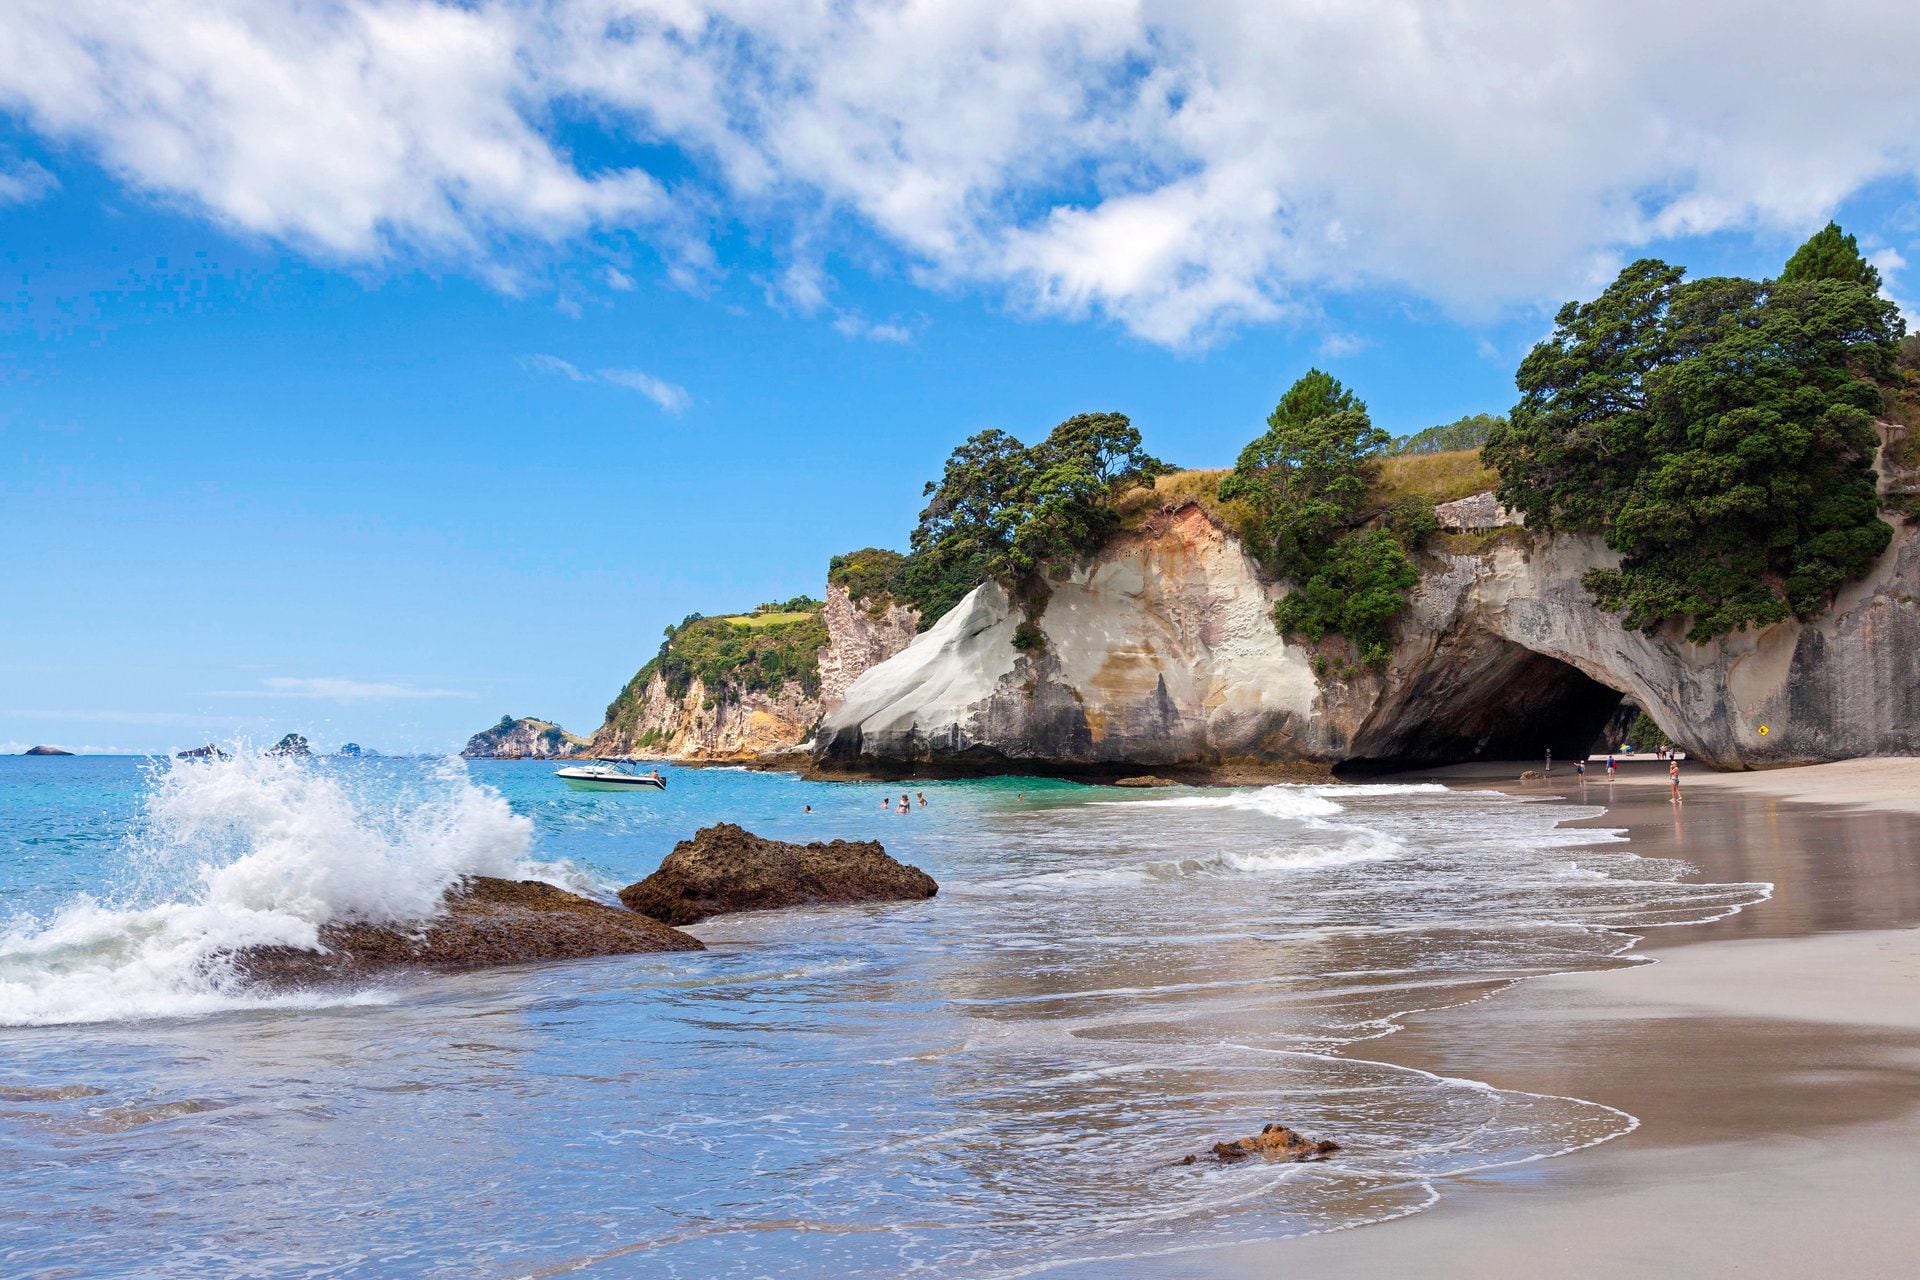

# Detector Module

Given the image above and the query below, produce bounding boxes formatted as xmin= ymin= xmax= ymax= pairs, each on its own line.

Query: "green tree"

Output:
xmin=1390 ymin=412 xmax=1507 ymax=456
xmin=901 ymin=413 xmax=1165 ymax=622
xmin=1484 ymin=229 xmax=1902 ymax=642
xmin=1780 ymin=220 xmax=1882 ymax=291
xmin=1219 ymin=369 xmax=1390 ymax=578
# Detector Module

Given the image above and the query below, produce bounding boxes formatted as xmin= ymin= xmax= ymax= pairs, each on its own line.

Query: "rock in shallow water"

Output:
xmin=236 ymin=876 xmax=704 ymax=984
xmin=1177 ymin=1124 xmax=1341 ymax=1165
xmin=619 ymin=823 xmax=938 ymax=926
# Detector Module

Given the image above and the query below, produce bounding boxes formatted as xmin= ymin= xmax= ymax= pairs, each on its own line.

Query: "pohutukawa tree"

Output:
xmin=1483 ymin=224 xmax=1904 ymax=643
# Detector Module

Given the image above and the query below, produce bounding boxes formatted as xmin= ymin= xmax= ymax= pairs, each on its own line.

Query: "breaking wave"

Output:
xmin=0 ymin=751 xmax=539 ymax=1026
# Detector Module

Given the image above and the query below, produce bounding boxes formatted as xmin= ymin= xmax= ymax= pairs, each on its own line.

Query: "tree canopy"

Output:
xmin=1389 ymin=412 xmax=1506 ymax=456
xmin=1780 ymin=220 xmax=1882 ymax=291
xmin=900 ymin=412 xmax=1166 ymax=623
xmin=1483 ymin=225 xmax=1903 ymax=642
xmin=1218 ymin=368 xmax=1390 ymax=580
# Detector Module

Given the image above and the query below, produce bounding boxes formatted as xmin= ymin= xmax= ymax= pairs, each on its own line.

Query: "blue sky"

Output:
xmin=3 ymin=1 xmax=1918 ymax=754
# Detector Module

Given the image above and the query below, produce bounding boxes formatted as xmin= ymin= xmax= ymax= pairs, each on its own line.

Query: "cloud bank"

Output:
xmin=4 ymin=1 xmax=1918 ymax=343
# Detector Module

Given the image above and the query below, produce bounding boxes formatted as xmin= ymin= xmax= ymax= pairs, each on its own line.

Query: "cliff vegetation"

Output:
xmin=602 ymin=604 xmax=831 ymax=748
xmin=1484 ymin=222 xmax=1907 ymax=642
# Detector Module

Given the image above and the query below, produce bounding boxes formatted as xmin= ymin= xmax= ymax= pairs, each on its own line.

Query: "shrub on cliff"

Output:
xmin=1273 ymin=530 xmax=1420 ymax=669
xmin=827 ymin=547 xmax=911 ymax=609
xmin=1484 ymin=225 xmax=1903 ymax=642
xmin=901 ymin=412 xmax=1167 ymax=623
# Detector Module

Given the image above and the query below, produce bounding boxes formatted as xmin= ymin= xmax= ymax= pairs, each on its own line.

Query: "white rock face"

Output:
xmin=817 ymin=488 xmax=1920 ymax=772
xmin=817 ymin=507 xmax=1330 ymax=769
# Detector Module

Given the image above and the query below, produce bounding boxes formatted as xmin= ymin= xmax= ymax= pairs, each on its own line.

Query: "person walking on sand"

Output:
xmin=1606 ymin=753 xmax=1616 ymax=778
xmin=1669 ymin=757 xmax=1682 ymax=802
xmin=1545 ymin=746 xmax=1552 ymax=774
xmin=1576 ymin=758 xmax=1586 ymax=780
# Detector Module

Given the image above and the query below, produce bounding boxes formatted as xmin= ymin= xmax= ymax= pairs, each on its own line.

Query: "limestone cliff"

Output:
xmin=815 ymin=466 xmax=1920 ymax=774
xmin=462 ymin=716 xmax=589 ymax=760
xmin=592 ymin=584 xmax=920 ymax=762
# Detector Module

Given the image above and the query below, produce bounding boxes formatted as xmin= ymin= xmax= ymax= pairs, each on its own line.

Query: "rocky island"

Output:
xmin=22 ymin=745 xmax=74 ymax=756
xmin=461 ymin=715 xmax=590 ymax=759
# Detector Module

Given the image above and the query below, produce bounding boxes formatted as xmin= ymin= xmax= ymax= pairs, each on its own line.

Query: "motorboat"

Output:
xmin=554 ymin=758 xmax=667 ymax=792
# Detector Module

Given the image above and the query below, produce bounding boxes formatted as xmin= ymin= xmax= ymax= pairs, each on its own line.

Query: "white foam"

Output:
xmin=0 ymin=751 xmax=537 ymax=1027
xmin=1092 ymin=785 xmax=1344 ymax=820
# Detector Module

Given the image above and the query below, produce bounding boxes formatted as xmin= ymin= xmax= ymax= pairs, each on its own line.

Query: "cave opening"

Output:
xmin=1336 ymin=643 xmax=1628 ymax=775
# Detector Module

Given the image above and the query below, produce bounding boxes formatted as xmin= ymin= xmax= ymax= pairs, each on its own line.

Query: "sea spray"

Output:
xmin=0 ymin=751 xmax=536 ymax=1026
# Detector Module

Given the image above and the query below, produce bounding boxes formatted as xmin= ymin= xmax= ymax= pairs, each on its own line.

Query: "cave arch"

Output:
xmin=1336 ymin=640 xmax=1627 ymax=774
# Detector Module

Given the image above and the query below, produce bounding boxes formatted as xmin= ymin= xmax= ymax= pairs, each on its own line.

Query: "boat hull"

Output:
xmin=558 ymin=773 xmax=665 ymax=792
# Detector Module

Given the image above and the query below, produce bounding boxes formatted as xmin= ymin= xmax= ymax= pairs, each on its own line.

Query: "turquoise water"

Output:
xmin=0 ymin=754 xmax=1767 ymax=1276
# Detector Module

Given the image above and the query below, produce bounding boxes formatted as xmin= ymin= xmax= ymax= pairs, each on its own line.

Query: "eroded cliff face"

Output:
xmin=814 ymin=486 xmax=1920 ymax=774
xmin=592 ymin=584 xmax=920 ymax=762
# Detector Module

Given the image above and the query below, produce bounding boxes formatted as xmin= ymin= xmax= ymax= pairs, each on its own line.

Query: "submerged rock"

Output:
xmin=1179 ymin=1124 xmax=1340 ymax=1165
xmin=236 ymin=876 xmax=704 ymax=984
xmin=619 ymin=823 xmax=938 ymax=926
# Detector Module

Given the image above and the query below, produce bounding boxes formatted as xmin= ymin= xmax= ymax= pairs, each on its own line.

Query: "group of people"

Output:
xmin=1559 ymin=746 xmax=1684 ymax=801
xmin=883 ymin=791 xmax=929 ymax=814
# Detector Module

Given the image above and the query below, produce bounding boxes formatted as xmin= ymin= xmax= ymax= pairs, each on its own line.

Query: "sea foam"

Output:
xmin=0 ymin=751 xmax=536 ymax=1026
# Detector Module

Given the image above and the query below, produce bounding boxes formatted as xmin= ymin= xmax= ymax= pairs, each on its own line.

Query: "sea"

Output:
xmin=0 ymin=752 xmax=1769 ymax=1277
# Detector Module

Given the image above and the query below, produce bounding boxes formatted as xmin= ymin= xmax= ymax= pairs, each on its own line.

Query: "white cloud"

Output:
xmin=1316 ymin=331 xmax=1368 ymax=359
xmin=5 ymin=2 xmax=1920 ymax=344
xmin=519 ymin=352 xmax=589 ymax=381
xmin=598 ymin=367 xmax=691 ymax=413
xmin=522 ymin=352 xmax=690 ymax=411
xmin=602 ymin=265 xmax=635 ymax=291
xmin=832 ymin=312 xmax=915 ymax=344
xmin=213 ymin=677 xmax=476 ymax=700
xmin=0 ymin=156 xmax=57 ymax=205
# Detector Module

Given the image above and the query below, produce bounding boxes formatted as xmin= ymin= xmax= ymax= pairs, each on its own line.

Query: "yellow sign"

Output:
xmin=1758 ymin=724 xmax=1770 ymax=737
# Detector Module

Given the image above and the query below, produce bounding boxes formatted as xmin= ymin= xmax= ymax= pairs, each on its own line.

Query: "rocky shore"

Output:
xmin=237 ymin=826 xmax=939 ymax=985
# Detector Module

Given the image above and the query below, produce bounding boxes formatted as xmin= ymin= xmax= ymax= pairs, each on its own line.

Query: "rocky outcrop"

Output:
xmin=267 ymin=733 xmax=311 ymax=758
xmin=22 ymin=745 xmax=73 ymax=756
xmin=236 ymin=876 xmax=704 ymax=984
xmin=176 ymin=744 xmax=231 ymax=761
xmin=819 ymin=583 xmax=920 ymax=714
xmin=592 ymin=585 xmax=920 ymax=763
xmin=1187 ymin=1124 xmax=1341 ymax=1164
xmin=618 ymin=823 xmax=938 ymax=925
xmin=815 ymin=475 xmax=1920 ymax=772
xmin=463 ymin=716 xmax=589 ymax=759
xmin=1433 ymin=491 xmax=1521 ymax=531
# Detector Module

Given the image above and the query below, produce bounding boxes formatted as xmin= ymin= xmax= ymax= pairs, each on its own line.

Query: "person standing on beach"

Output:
xmin=1545 ymin=747 xmax=1552 ymax=774
xmin=1669 ymin=757 xmax=1682 ymax=802
xmin=1606 ymin=754 xmax=1616 ymax=777
xmin=1576 ymin=759 xmax=1586 ymax=780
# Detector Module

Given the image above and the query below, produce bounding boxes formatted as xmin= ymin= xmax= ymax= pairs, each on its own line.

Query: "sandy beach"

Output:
xmin=1093 ymin=761 xmax=1920 ymax=1279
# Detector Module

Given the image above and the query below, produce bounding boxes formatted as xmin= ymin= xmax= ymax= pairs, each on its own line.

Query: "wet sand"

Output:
xmin=1100 ymin=768 xmax=1920 ymax=1279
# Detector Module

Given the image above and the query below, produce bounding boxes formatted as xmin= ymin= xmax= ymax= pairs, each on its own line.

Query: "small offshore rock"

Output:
xmin=619 ymin=822 xmax=938 ymax=925
xmin=1112 ymin=775 xmax=1180 ymax=788
xmin=22 ymin=745 xmax=74 ymax=756
xmin=1202 ymin=1124 xmax=1340 ymax=1164
xmin=236 ymin=876 xmax=704 ymax=985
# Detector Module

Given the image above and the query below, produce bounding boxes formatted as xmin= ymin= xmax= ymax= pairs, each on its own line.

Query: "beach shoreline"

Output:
xmin=1089 ymin=761 xmax=1920 ymax=1278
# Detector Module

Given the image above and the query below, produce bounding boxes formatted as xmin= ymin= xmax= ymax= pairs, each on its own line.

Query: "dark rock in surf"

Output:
xmin=235 ymin=876 xmax=704 ymax=985
xmin=1181 ymin=1124 xmax=1340 ymax=1165
xmin=176 ymin=743 xmax=231 ymax=760
xmin=1112 ymin=774 xmax=1179 ymax=788
xmin=618 ymin=823 xmax=938 ymax=926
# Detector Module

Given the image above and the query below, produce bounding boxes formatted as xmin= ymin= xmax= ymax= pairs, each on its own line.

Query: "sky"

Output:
xmin=3 ymin=0 xmax=1919 ymax=755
